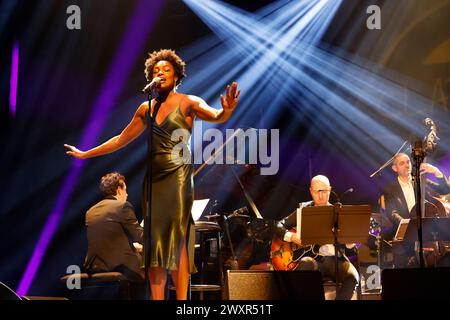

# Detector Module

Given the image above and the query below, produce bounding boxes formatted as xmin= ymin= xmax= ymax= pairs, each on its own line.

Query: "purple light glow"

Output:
xmin=9 ymin=41 xmax=19 ymax=117
xmin=437 ymin=154 xmax=450 ymax=178
xmin=17 ymin=0 xmax=164 ymax=296
xmin=16 ymin=160 xmax=84 ymax=296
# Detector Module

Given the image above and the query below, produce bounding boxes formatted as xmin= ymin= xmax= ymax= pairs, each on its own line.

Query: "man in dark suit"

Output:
xmin=382 ymin=153 xmax=450 ymax=239
xmin=382 ymin=153 xmax=450 ymax=267
xmin=84 ymin=172 xmax=144 ymax=282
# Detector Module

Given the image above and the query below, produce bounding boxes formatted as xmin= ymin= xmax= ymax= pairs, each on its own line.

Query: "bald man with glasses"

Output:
xmin=275 ymin=175 xmax=359 ymax=300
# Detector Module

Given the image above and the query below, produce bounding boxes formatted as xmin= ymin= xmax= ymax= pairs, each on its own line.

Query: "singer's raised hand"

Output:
xmin=191 ymin=82 xmax=241 ymax=123
xmin=64 ymin=144 xmax=86 ymax=159
xmin=220 ymin=82 xmax=240 ymax=111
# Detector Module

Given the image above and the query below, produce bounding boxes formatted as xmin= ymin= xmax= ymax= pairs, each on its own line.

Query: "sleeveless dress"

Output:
xmin=142 ymin=104 xmax=196 ymax=273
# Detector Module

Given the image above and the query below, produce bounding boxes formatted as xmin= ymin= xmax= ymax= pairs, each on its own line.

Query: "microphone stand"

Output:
xmin=369 ymin=140 xmax=409 ymax=178
xmin=412 ymin=118 xmax=440 ymax=268
xmin=369 ymin=140 xmax=409 ymax=269
xmin=143 ymin=87 xmax=158 ymax=299
xmin=330 ymin=190 xmax=342 ymax=295
xmin=368 ymin=173 xmax=385 ymax=270
xmin=412 ymin=140 xmax=426 ymax=268
xmin=332 ymin=201 xmax=342 ymax=296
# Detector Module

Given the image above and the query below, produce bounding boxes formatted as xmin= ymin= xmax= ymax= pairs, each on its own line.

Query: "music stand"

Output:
xmin=300 ymin=204 xmax=371 ymax=294
xmin=403 ymin=217 xmax=450 ymax=268
xmin=394 ymin=219 xmax=410 ymax=241
xmin=403 ymin=217 xmax=450 ymax=242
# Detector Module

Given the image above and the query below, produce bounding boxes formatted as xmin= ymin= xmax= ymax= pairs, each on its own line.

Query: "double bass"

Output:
xmin=413 ymin=118 xmax=450 ymax=266
xmin=409 ymin=195 xmax=448 ymax=267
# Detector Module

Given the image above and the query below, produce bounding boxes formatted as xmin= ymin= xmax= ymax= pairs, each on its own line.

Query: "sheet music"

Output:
xmin=395 ymin=218 xmax=410 ymax=240
xmin=191 ymin=199 xmax=210 ymax=221
xmin=296 ymin=206 xmax=302 ymax=243
xmin=140 ymin=199 xmax=210 ymax=227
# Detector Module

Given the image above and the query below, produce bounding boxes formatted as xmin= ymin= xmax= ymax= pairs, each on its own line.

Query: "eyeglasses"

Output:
xmin=311 ymin=189 xmax=331 ymax=194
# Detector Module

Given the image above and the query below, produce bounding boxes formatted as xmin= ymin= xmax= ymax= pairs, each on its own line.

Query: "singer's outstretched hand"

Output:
xmin=64 ymin=144 xmax=86 ymax=159
xmin=220 ymin=82 xmax=240 ymax=112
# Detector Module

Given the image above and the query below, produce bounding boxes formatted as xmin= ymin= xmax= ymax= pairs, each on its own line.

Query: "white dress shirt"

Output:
xmin=398 ymin=176 xmax=415 ymax=214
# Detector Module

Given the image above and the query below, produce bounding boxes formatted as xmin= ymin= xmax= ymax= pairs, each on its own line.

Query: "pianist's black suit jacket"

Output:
xmin=84 ymin=196 xmax=144 ymax=281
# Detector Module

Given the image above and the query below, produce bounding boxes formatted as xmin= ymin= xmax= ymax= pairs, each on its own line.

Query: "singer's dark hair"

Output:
xmin=144 ymin=49 xmax=186 ymax=86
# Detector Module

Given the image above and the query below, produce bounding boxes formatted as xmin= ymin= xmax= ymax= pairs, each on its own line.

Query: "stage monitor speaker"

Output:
xmin=0 ymin=282 xmax=22 ymax=300
xmin=226 ymin=270 xmax=324 ymax=300
xmin=382 ymin=267 xmax=450 ymax=299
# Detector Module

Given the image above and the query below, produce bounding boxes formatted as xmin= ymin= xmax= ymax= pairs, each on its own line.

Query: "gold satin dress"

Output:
xmin=143 ymin=105 xmax=196 ymax=273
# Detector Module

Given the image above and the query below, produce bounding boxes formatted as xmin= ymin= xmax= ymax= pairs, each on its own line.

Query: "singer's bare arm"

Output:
xmin=65 ymin=102 xmax=148 ymax=159
xmin=188 ymin=82 xmax=240 ymax=123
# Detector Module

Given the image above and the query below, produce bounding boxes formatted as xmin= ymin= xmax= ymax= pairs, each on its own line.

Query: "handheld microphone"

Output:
xmin=342 ymin=187 xmax=354 ymax=197
xmin=142 ymin=77 xmax=161 ymax=93
xmin=341 ymin=187 xmax=354 ymax=203
xmin=331 ymin=188 xmax=354 ymax=204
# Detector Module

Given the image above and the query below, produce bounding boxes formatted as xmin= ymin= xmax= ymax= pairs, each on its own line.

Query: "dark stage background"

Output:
xmin=0 ymin=0 xmax=449 ymax=296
